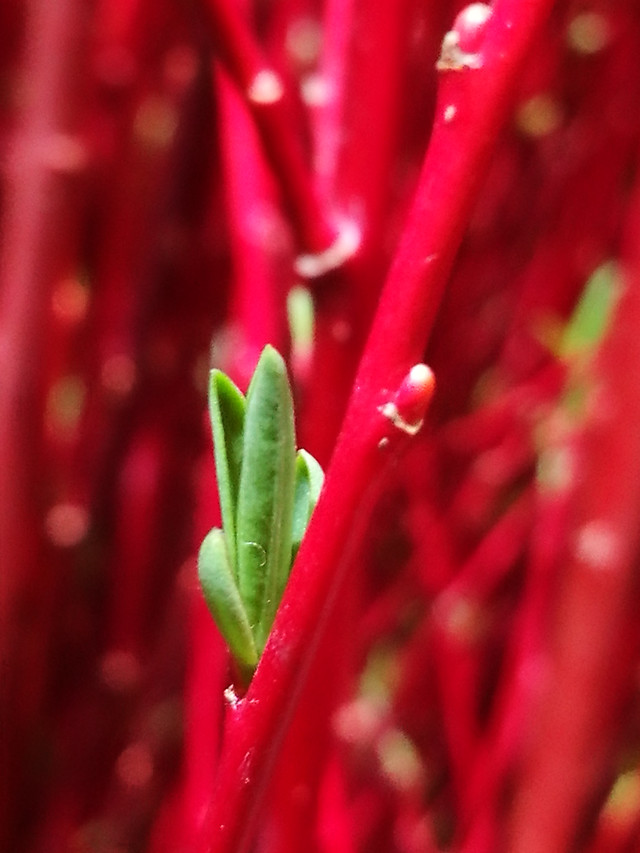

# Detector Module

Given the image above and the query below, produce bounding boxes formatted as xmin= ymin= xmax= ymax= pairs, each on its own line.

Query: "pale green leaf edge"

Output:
xmin=291 ymin=448 xmax=324 ymax=565
xmin=208 ymin=370 xmax=246 ymax=574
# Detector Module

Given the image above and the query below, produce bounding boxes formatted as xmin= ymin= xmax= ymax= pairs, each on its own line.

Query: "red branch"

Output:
xmin=508 ymin=147 xmax=640 ymax=853
xmin=0 ymin=2 xmax=90 ymax=845
xmin=199 ymin=0 xmax=555 ymax=849
xmin=201 ymin=0 xmax=336 ymax=254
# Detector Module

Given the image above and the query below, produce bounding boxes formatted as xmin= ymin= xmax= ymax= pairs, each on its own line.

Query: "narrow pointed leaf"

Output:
xmin=208 ymin=370 xmax=246 ymax=574
xmin=236 ymin=345 xmax=296 ymax=653
xmin=198 ymin=528 xmax=259 ymax=674
xmin=560 ymin=261 xmax=620 ymax=359
xmin=291 ymin=449 xmax=324 ymax=564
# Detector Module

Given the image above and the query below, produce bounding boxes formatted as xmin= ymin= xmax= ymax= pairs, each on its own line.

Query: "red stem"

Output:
xmin=508 ymin=152 xmax=640 ymax=853
xmin=201 ymin=0 xmax=336 ymax=254
xmin=0 ymin=1 xmax=90 ymax=845
xmin=301 ymin=0 xmax=420 ymax=460
xmin=199 ymin=0 xmax=555 ymax=849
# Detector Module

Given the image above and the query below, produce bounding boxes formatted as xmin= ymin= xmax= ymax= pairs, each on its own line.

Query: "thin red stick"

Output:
xmin=201 ymin=0 xmax=336 ymax=254
xmin=508 ymin=154 xmax=640 ymax=853
xmin=0 ymin=1 xmax=90 ymax=845
xmin=198 ymin=1 xmax=555 ymax=849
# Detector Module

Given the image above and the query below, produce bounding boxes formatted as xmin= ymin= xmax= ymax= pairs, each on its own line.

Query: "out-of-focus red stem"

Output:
xmin=0 ymin=0 xmax=87 ymax=651
xmin=301 ymin=0 xmax=417 ymax=461
xmin=201 ymin=0 xmax=335 ymax=254
xmin=173 ymin=451 xmax=228 ymax=849
xmin=440 ymin=489 xmax=532 ymax=604
xmin=315 ymin=0 xmax=411 ymax=234
xmin=508 ymin=157 xmax=640 ymax=853
xmin=0 ymin=0 xmax=89 ymax=845
xmin=199 ymin=1 xmax=554 ymax=849
xmin=215 ymin=68 xmax=290 ymax=382
xmin=459 ymin=455 xmax=578 ymax=850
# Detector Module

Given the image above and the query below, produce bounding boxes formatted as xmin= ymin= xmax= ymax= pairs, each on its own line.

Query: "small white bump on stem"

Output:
xmin=444 ymin=104 xmax=457 ymax=123
xmin=379 ymin=363 xmax=435 ymax=436
xmin=294 ymin=219 xmax=361 ymax=278
xmin=379 ymin=402 xmax=423 ymax=436
xmin=436 ymin=3 xmax=492 ymax=71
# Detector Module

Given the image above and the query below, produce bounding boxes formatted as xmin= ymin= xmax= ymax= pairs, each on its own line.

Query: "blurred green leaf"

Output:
xmin=560 ymin=261 xmax=620 ymax=359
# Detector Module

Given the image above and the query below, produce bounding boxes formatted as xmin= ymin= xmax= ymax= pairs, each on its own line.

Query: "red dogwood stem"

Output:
xmin=508 ymin=149 xmax=640 ymax=853
xmin=198 ymin=1 xmax=554 ymax=849
xmin=0 ymin=3 xmax=89 ymax=844
xmin=202 ymin=0 xmax=336 ymax=254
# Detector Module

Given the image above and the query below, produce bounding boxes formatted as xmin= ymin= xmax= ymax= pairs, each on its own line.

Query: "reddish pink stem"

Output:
xmin=198 ymin=1 xmax=555 ymax=849
xmin=0 ymin=1 xmax=90 ymax=844
xmin=301 ymin=0 xmax=428 ymax=460
xmin=215 ymin=68 xmax=291 ymax=382
xmin=202 ymin=0 xmax=335 ymax=254
xmin=508 ymin=156 xmax=640 ymax=853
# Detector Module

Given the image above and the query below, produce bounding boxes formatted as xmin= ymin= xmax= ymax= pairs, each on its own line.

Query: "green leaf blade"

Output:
xmin=560 ymin=261 xmax=621 ymax=359
xmin=291 ymin=449 xmax=324 ymax=565
xmin=198 ymin=528 xmax=259 ymax=675
xmin=208 ymin=370 xmax=246 ymax=574
xmin=236 ymin=345 xmax=296 ymax=653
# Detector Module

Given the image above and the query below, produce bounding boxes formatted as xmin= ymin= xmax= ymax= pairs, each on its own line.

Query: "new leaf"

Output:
xmin=236 ymin=346 xmax=296 ymax=653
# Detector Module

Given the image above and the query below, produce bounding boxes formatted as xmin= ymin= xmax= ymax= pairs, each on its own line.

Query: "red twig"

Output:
xmin=199 ymin=1 xmax=554 ymax=849
xmin=301 ymin=0 xmax=422 ymax=460
xmin=508 ymin=151 xmax=640 ymax=853
xmin=0 ymin=1 xmax=90 ymax=845
xmin=200 ymin=0 xmax=336 ymax=255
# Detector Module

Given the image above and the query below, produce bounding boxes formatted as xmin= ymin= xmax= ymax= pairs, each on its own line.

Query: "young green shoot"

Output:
xmin=198 ymin=345 xmax=324 ymax=685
